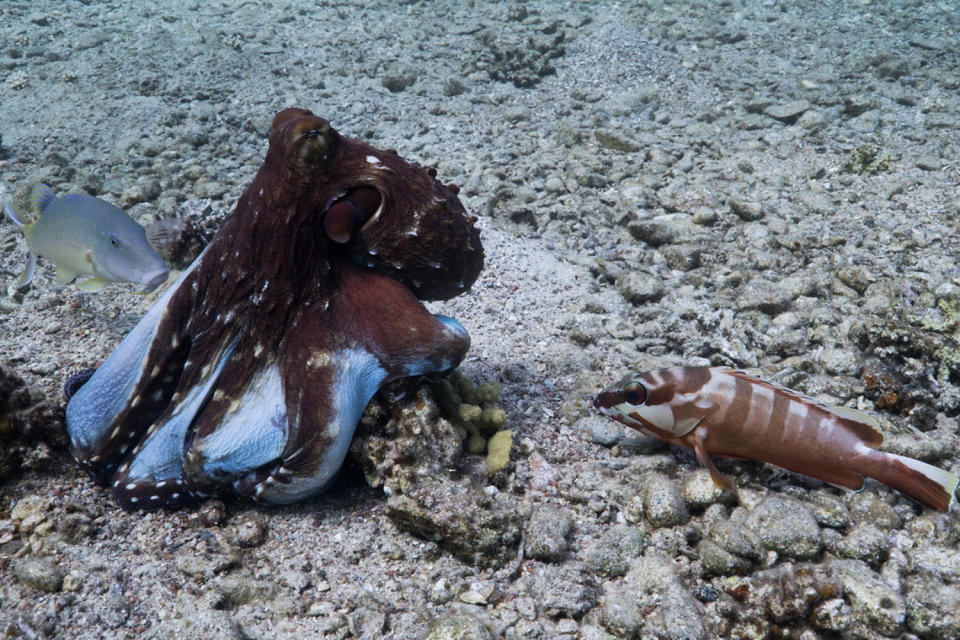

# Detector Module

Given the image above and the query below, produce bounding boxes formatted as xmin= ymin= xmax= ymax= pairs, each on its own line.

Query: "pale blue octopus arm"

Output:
xmin=66 ymin=259 xmax=198 ymax=454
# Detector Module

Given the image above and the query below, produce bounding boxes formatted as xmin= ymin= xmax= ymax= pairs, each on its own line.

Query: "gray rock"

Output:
xmin=641 ymin=473 xmax=688 ymax=527
xmin=661 ymin=244 xmax=702 ymax=271
xmin=905 ymin=576 xmax=960 ymax=640
xmin=816 ymin=347 xmax=861 ymax=376
xmin=764 ymin=100 xmax=811 ymax=123
xmin=698 ymin=538 xmax=752 ymax=575
xmin=578 ymin=415 xmax=623 ymax=447
xmin=626 ymin=218 xmax=687 ymax=246
xmin=831 ymin=558 xmax=905 ymax=636
xmin=843 ymin=94 xmax=879 ymax=117
xmin=612 ymin=556 xmax=709 ymax=639
xmin=835 ymin=524 xmax=889 ymax=566
xmin=745 ymin=495 xmax=822 ymax=559
xmin=729 ymin=196 xmax=763 ymax=221
xmin=909 ymin=545 xmax=960 ymax=583
xmin=616 ymin=271 xmax=666 ymax=305
xmin=708 ymin=519 xmax=764 ymax=561
xmin=226 ymin=512 xmax=268 ymax=547
xmin=584 ymin=524 xmax=646 ymax=578
xmin=525 ymin=505 xmax=573 ymax=561
xmin=736 ymin=278 xmax=793 ymax=315
xmin=13 ymin=555 xmax=64 ymax=592
xmin=528 ymin=562 xmax=601 ymax=618
xmin=806 ymin=492 xmax=851 ymax=529
xmin=595 ymin=130 xmax=640 ymax=153
xmin=682 ymin=468 xmax=734 ymax=509
xmin=423 ymin=614 xmax=495 ymax=640
xmin=441 ymin=77 xmax=467 ymax=97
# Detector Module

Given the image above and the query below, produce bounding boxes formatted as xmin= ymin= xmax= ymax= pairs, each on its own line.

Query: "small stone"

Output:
xmin=797 ymin=109 xmax=826 ymax=131
xmin=698 ymin=538 xmax=752 ymax=575
xmin=381 ymin=64 xmax=415 ymax=92
xmin=226 ymin=512 xmax=268 ymax=547
xmin=13 ymin=555 xmax=64 ymax=592
xmin=584 ymin=524 xmax=646 ymax=578
xmin=836 ymin=524 xmax=889 ymax=566
xmin=806 ymin=492 xmax=851 ymax=529
xmin=729 ymin=196 xmax=763 ymax=221
xmin=578 ymin=415 xmax=623 ymax=447
xmin=545 ymin=177 xmax=566 ymax=193
xmin=736 ymin=278 xmax=793 ymax=315
xmin=764 ymin=100 xmax=811 ymax=123
xmin=745 ymin=495 xmax=821 ymax=559
xmin=441 ymin=77 xmax=467 ymax=97
xmin=525 ymin=505 xmax=572 ymax=561
xmin=682 ymin=468 xmax=734 ymax=509
xmin=905 ymin=577 xmax=960 ymax=639
xmin=909 ymin=545 xmax=960 ymax=583
xmin=503 ymin=106 xmax=531 ymax=123
xmin=916 ymin=155 xmax=944 ymax=171
xmin=661 ymin=244 xmax=702 ymax=271
xmin=843 ymin=94 xmax=879 ymax=117
xmin=616 ymin=271 xmax=665 ymax=305
xmin=423 ymin=614 xmax=495 ymax=640
xmin=595 ymin=130 xmax=640 ymax=153
xmin=529 ymin=562 xmax=601 ymax=618
xmin=42 ymin=320 xmax=62 ymax=334
xmin=641 ymin=473 xmax=688 ymax=527
xmin=831 ymin=559 xmax=905 ymax=636
xmin=626 ymin=218 xmax=686 ymax=246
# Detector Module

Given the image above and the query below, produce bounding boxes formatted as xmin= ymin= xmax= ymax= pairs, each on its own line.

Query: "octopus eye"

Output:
xmin=294 ymin=122 xmax=334 ymax=165
xmin=324 ymin=186 xmax=382 ymax=244
xmin=622 ymin=381 xmax=647 ymax=406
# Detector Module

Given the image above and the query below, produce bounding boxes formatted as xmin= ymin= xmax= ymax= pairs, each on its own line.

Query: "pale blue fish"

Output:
xmin=4 ymin=185 xmax=169 ymax=292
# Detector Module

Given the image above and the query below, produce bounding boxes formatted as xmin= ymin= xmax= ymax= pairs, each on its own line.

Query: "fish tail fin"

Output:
xmin=30 ymin=184 xmax=56 ymax=216
xmin=869 ymin=452 xmax=958 ymax=511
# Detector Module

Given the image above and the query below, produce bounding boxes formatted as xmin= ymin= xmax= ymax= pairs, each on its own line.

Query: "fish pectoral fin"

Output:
xmin=673 ymin=397 xmax=718 ymax=435
xmin=14 ymin=253 xmax=37 ymax=288
xmin=55 ymin=266 xmax=77 ymax=284
xmin=692 ymin=434 xmax=736 ymax=491
xmin=76 ymin=276 xmax=110 ymax=292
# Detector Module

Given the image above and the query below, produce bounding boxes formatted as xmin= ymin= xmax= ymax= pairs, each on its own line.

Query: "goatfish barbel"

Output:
xmin=4 ymin=184 xmax=169 ymax=293
xmin=594 ymin=366 xmax=958 ymax=511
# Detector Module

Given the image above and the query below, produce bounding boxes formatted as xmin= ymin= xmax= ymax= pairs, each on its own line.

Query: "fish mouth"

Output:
xmin=140 ymin=269 xmax=170 ymax=293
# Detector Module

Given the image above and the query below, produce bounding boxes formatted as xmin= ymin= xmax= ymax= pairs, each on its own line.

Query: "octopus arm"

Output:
xmin=66 ymin=258 xmax=201 ymax=476
xmin=109 ymin=335 xmax=238 ymax=508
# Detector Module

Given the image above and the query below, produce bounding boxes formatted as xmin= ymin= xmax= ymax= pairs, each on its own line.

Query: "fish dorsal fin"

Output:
xmin=31 ymin=184 xmax=56 ymax=215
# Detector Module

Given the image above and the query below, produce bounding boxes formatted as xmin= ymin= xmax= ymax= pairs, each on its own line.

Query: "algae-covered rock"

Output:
xmin=423 ymin=614 xmax=495 ymax=640
xmin=352 ymin=372 xmax=519 ymax=565
xmin=0 ymin=363 xmax=65 ymax=481
xmin=486 ymin=429 xmax=512 ymax=474
xmin=524 ymin=505 xmax=572 ymax=562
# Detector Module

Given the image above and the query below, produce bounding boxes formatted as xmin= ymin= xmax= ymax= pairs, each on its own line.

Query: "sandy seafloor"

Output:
xmin=1 ymin=1 xmax=960 ymax=638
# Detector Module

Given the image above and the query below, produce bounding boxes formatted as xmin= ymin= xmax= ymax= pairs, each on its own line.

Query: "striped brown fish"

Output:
xmin=594 ymin=366 xmax=958 ymax=511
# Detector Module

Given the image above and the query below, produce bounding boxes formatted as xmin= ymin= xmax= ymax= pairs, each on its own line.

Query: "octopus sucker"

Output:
xmin=65 ymin=108 xmax=483 ymax=510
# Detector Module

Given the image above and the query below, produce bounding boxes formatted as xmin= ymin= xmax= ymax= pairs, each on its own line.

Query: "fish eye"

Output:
xmin=622 ymin=381 xmax=647 ymax=405
xmin=108 ymin=233 xmax=121 ymax=248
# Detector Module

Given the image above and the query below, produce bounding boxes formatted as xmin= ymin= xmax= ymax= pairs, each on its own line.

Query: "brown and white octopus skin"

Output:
xmin=65 ymin=107 xmax=484 ymax=510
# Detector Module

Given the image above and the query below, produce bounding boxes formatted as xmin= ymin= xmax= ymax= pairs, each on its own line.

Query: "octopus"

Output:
xmin=65 ymin=107 xmax=484 ymax=509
